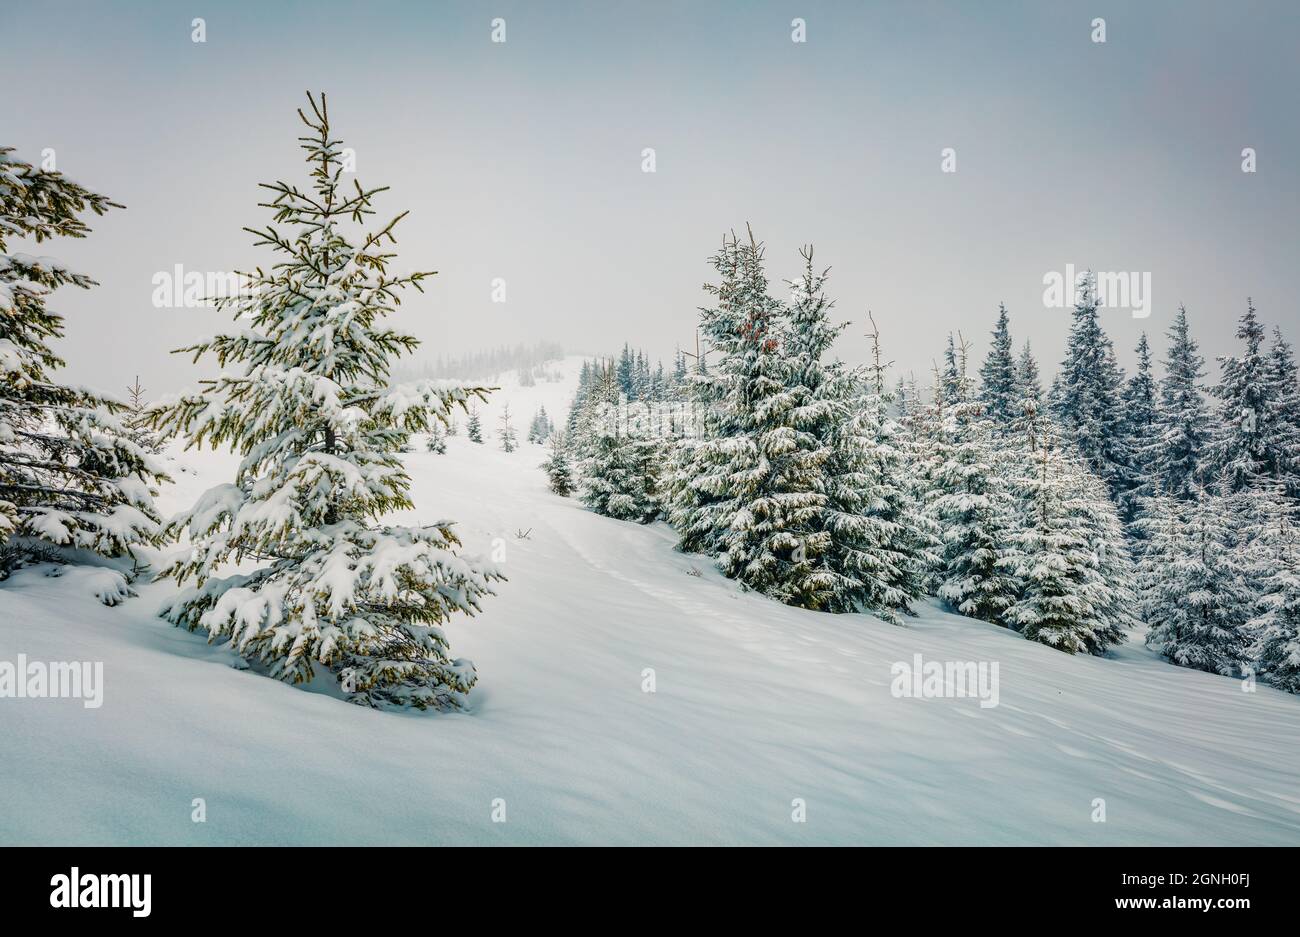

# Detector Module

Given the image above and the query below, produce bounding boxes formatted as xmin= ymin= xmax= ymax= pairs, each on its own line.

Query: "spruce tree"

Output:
xmin=1068 ymin=451 xmax=1137 ymax=652
xmin=0 ymin=145 xmax=168 ymax=587
xmin=150 ymin=93 xmax=500 ymax=709
xmin=978 ymin=303 xmax=1018 ymax=431
xmin=1206 ymin=301 xmax=1271 ymax=492
xmin=1015 ymin=341 xmax=1042 ymax=412
xmin=1140 ymin=487 xmax=1251 ymax=676
xmin=929 ymin=340 xmax=1019 ymax=624
xmin=1262 ymin=326 xmax=1300 ymax=497
xmin=124 ymin=376 xmax=164 ymax=455
xmin=1119 ymin=332 xmax=1159 ymax=521
xmin=1244 ymin=485 xmax=1300 ymax=693
xmin=467 ymin=407 xmax=483 ymax=443
xmin=1152 ymin=305 xmax=1209 ymax=500
xmin=668 ymin=230 xmax=829 ymax=606
xmin=498 ymin=404 xmax=517 ymax=452
xmin=1003 ymin=435 xmax=1125 ymax=654
xmin=425 ymin=422 xmax=447 ymax=454
xmin=783 ymin=251 xmax=924 ymax=617
xmin=579 ymin=401 xmax=659 ymax=523
xmin=1052 ymin=272 xmax=1133 ymax=502
xmin=542 ymin=432 xmax=574 ymax=497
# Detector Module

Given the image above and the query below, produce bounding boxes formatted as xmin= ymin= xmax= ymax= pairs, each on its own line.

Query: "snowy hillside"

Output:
xmin=2 ymin=356 xmax=1299 ymax=846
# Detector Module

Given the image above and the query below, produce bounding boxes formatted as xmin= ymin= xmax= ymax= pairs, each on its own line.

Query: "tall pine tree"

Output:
xmin=668 ymin=229 xmax=829 ymax=606
xmin=1206 ymin=301 xmax=1271 ymax=492
xmin=978 ymin=303 xmax=1018 ymax=431
xmin=150 ymin=93 xmax=500 ymax=709
xmin=1151 ymin=305 xmax=1209 ymax=500
xmin=1052 ymin=272 xmax=1133 ymax=502
xmin=1119 ymin=332 xmax=1159 ymax=522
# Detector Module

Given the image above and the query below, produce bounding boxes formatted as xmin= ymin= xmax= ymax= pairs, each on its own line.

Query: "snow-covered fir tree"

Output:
xmin=927 ymin=339 xmax=1019 ymax=624
xmin=123 ymin=375 xmax=164 ymax=455
xmin=467 ymin=407 xmax=483 ymax=443
xmin=1119 ymin=332 xmax=1159 ymax=522
xmin=527 ymin=405 xmax=552 ymax=444
xmin=149 ymin=93 xmax=500 ymax=709
xmin=1206 ymin=301 xmax=1272 ymax=492
xmin=1002 ymin=432 xmax=1130 ymax=654
xmin=498 ymin=404 xmax=517 ymax=452
xmin=542 ymin=432 xmax=574 ymax=497
xmin=579 ymin=400 xmax=660 ymax=523
xmin=1140 ymin=487 xmax=1252 ymax=676
xmin=939 ymin=333 xmax=961 ymax=406
xmin=1262 ymin=326 xmax=1300 ymax=497
xmin=425 ymin=422 xmax=447 ymax=454
xmin=668 ymin=230 xmax=830 ymax=606
xmin=1016 ymin=341 xmax=1042 ymax=412
xmin=845 ymin=317 xmax=933 ymax=618
xmin=782 ymin=250 xmax=926 ymax=617
xmin=1241 ymin=485 xmax=1300 ymax=693
xmin=978 ymin=303 xmax=1018 ymax=431
xmin=0 ymin=145 xmax=168 ymax=588
xmin=1152 ymin=305 xmax=1210 ymax=500
xmin=1051 ymin=272 xmax=1133 ymax=503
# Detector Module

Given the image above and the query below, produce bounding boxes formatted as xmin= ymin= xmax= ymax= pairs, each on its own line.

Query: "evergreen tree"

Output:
xmin=782 ymin=250 xmax=928 ymax=616
xmin=830 ymin=314 xmax=930 ymax=619
xmin=940 ymin=333 xmax=961 ymax=406
xmin=1262 ymin=326 xmax=1300 ymax=497
xmin=467 ymin=407 xmax=483 ymax=443
xmin=1015 ymin=341 xmax=1042 ymax=412
xmin=0 ymin=145 xmax=168 ymax=587
xmin=893 ymin=372 xmax=945 ymax=596
xmin=124 ymin=375 xmax=164 ymax=455
xmin=1003 ymin=434 xmax=1129 ymax=654
xmin=498 ymin=404 xmax=517 ymax=452
xmin=928 ymin=340 xmax=1019 ymax=624
xmin=668 ymin=229 xmax=829 ymax=605
xmin=425 ymin=422 xmax=447 ymax=454
xmin=149 ymin=93 xmax=500 ymax=709
xmin=1243 ymin=485 xmax=1300 ymax=693
xmin=1052 ymin=272 xmax=1133 ymax=501
xmin=542 ymin=432 xmax=574 ymax=497
xmin=1206 ymin=301 xmax=1271 ymax=492
xmin=567 ymin=360 xmax=593 ymax=434
xmin=1152 ymin=305 xmax=1209 ymax=500
xmin=579 ymin=401 xmax=659 ymax=523
xmin=1119 ymin=332 xmax=1159 ymax=521
xmin=616 ymin=343 xmax=634 ymax=398
xmin=978 ymin=303 xmax=1018 ymax=431
xmin=1076 ymin=471 xmax=1139 ymax=652
xmin=1140 ymin=487 xmax=1251 ymax=676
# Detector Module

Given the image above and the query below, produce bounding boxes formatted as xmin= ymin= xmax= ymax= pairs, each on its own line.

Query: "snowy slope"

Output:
xmin=2 ymin=356 xmax=1299 ymax=846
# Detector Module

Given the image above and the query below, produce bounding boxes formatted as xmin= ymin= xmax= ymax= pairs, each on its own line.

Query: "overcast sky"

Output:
xmin=4 ymin=0 xmax=1298 ymax=395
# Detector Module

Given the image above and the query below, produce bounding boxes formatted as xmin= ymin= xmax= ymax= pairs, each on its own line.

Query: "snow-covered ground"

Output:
xmin=2 ymin=356 xmax=1299 ymax=845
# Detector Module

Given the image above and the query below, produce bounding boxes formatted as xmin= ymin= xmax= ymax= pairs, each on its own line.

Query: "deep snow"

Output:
xmin=2 ymin=357 xmax=1299 ymax=845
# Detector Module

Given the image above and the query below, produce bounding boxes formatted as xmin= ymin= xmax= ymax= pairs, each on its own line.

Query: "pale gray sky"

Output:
xmin=3 ymin=0 xmax=1297 ymax=395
